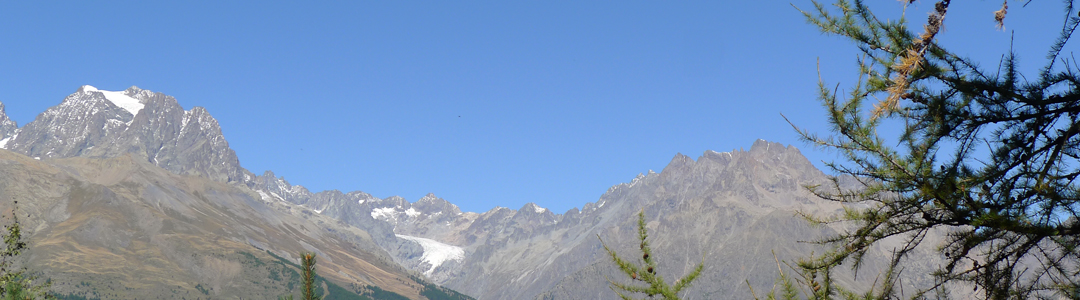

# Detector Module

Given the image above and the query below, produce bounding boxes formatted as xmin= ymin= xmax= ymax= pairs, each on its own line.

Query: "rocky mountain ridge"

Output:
xmin=263 ymin=138 xmax=947 ymax=299
xmin=0 ymin=86 xmax=472 ymax=299
xmin=4 ymin=86 xmax=245 ymax=182
xmin=0 ymin=143 xmax=443 ymax=299
xmin=0 ymin=102 xmax=16 ymax=144
xmin=0 ymin=86 xmax=953 ymax=299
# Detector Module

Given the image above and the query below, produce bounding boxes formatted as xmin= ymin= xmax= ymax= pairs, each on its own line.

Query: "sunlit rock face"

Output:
xmin=0 ymin=102 xmax=17 ymax=146
xmin=287 ymin=139 xmax=947 ymax=300
xmin=6 ymin=86 xmax=243 ymax=182
xmin=4 ymin=85 xmax=949 ymax=299
xmin=0 ymin=86 xmax=460 ymax=299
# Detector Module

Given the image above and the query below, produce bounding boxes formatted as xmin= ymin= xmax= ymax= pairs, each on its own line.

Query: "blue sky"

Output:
xmin=0 ymin=1 xmax=1071 ymax=214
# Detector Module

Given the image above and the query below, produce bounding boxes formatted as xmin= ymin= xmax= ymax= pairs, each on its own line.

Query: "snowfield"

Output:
xmin=371 ymin=207 xmax=396 ymax=220
xmin=395 ymin=234 xmax=464 ymax=276
xmin=82 ymin=85 xmax=144 ymax=117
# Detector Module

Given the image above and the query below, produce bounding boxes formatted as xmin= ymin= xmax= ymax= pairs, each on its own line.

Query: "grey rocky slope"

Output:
xmin=0 ymin=86 xmax=467 ymax=299
xmin=5 ymin=85 xmax=244 ymax=182
xmin=1 ymin=85 xmax=426 ymax=280
xmin=247 ymin=170 xmax=431 ymax=273
xmin=3 ymin=85 xmax=951 ymax=298
xmin=0 ymin=148 xmax=434 ymax=299
xmin=279 ymin=140 xmax=952 ymax=299
xmin=0 ymin=102 xmax=18 ymax=144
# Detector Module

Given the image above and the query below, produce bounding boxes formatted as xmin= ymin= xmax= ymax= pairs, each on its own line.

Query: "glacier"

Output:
xmin=395 ymin=234 xmax=464 ymax=276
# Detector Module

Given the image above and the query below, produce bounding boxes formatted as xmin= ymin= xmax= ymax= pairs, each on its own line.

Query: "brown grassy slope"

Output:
xmin=0 ymin=149 xmax=427 ymax=299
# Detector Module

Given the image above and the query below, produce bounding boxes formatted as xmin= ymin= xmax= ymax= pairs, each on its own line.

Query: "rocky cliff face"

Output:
xmin=282 ymin=140 xmax=946 ymax=299
xmin=424 ymin=140 xmax=836 ymax=299
xmin=6 ymin=86 xmax=243 ymax=182
xmin=0 ymin=86 xmax=473 ymax=300
xmin=1 ymin=82 xmax=443 ymax=285
xmin=0 ymin=102 xmax=17 ymax=144
xmin=247 ymin=171 xmax=466 ymax=281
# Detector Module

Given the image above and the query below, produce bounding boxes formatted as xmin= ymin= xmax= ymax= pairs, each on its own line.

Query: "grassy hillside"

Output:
xmin=0 ymin=150 xmax=471 ymax=299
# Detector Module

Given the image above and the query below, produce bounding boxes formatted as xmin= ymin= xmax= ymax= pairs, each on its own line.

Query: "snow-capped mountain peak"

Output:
xmin=523 ymin=202 xmax=546 ymax=214
xmin=78 ymin=85 xmax=98 ymax=93
xmin=79 ymin=85 xmax=146 ymax=117
xmin=101 ymin=90 xmax=144 ymax=117
xmin=5 ymin=85 xmax=244 ymax=182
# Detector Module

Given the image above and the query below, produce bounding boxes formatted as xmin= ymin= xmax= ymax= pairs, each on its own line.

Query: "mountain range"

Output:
xmin=0 ymin=86 xmax=954 ymax=299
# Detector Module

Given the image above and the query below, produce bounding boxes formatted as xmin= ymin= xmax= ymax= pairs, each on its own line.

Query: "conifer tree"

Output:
xmin=279 ymin=252 xmax=320 ymax=300
xmin=791 ymin=0 xmax=1080 ymax=298
xmin=749 ymin=252 xmax=888 ymax=300
xmin=0 ymin=201 xmax=51 ymax=300
xmin=301 ymin=252 xmax=319 ymax=300
xmin=599 ymin=209 xmax=703 ymax=300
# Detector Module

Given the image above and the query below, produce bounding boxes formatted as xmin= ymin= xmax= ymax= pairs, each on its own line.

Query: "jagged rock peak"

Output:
xmin=7 ymin=85 xmax=244 ymax=182
xmin=73 ymin=85 xmax=151 ymax=117
xmin=260 ymin=170 xmax=279 ymax=179
xmin=76 ymin=85 xmax=95 ymax=93
xmin=660 ymin=152 xmax=695 ymax=174
xmin=671 ymin=152 xmax=694 ymax=164
xmin=520 ymin=202 xmax=548 ymax=214
xmin=749 ymin=138 xmax=790 ymax=153
xmin=742 ymin=139 xmax=815 ymax=170
xmin=605 ymin=170 xmax=656 ymax=195
xmin=481 ymin=206 xmax=515 ymax=216
xmin=747 ymin=139 xmax=805 ymax=160
xmin=0 ymin=101 xmax=18 ymax=146
xmin=6 ymin=86 xmax=147 ymax=158
xmin=347 ymin=190 xmax=377 ymax=201
xmin=663 ymin=141 xmax=811 ymax=171
xmin=415 ymin=193 xmax=463 ymax=215
xmin=512 ymin=202 xmax=558 ymax=225
xmin=417 ymin=193 xmax=441 ymax=203
xmin=383 ymin=196 xmax=409 ymax=207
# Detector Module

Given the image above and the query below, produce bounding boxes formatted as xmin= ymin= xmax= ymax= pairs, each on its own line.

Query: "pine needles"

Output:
xmin=301 ymin=252 xmax=319 ymax=300
xmin=279 ymin=252 xmax=320 ymax=300
xmin=793 ymin=0 xmax=1080 ymax=298
xmin=599 ymin=209 xmax=703 ymax=300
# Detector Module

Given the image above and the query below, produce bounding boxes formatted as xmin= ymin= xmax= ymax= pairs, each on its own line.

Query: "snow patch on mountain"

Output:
xmin=525 ymin=203 xmax=546 ymax=213
xmin=0 ymin=137 xmax=10 ymax=149
xmin=395 ymin=234 xmax=464 ymax=276
xmin=83 ymin=86 xmax=144 ymax=116
xmin=257 ymin=191 xmax=273 ymax=202
xmin=371 ymin=207 xmax=396 ymax=220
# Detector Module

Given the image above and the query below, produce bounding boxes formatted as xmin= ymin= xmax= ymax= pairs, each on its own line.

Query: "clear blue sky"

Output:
xmin=0 ymin=1 xmax=1071 ymax=214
